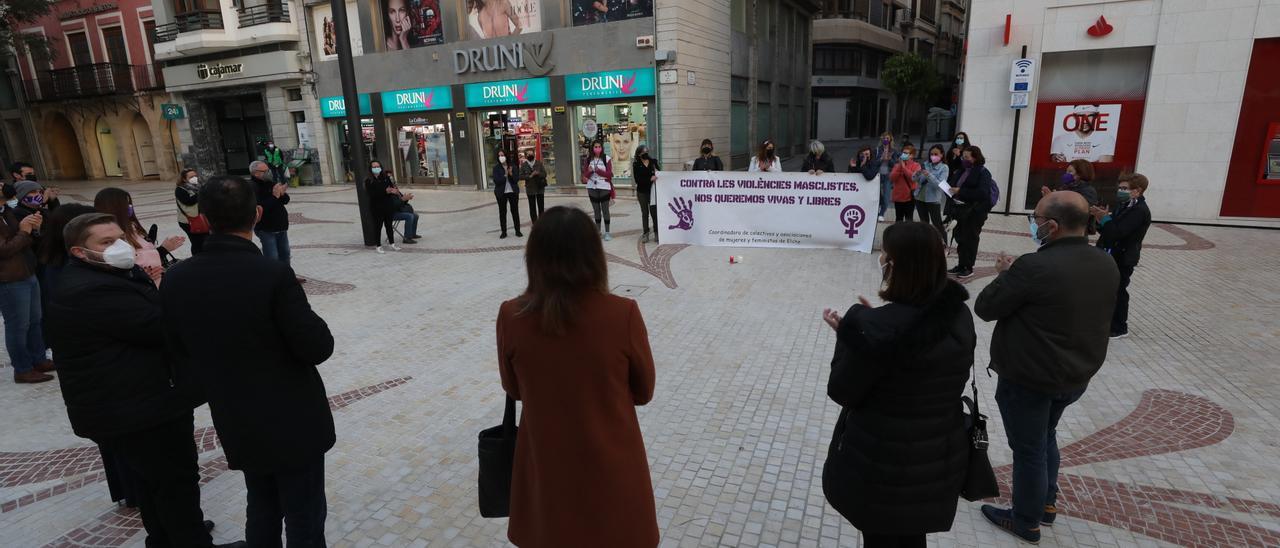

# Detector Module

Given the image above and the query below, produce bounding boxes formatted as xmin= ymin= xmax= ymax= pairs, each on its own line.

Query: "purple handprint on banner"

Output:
xmin=840 ymin=205 xmax=866 ymax=238
xmin=668 ymin=197 xmax=694 ymax=231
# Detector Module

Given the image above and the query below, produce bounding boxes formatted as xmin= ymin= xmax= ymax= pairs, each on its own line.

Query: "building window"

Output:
xmin=286 ymin=87 xmax=303 ymax=101
xmin=919 ymin=0 xmax=937 ymax=24
xmin=732 ymin=0 xmax=748 ymax=33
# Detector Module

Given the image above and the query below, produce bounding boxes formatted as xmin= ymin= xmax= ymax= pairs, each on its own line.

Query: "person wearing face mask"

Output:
xmin=519 ymin=149 xmax=548 ymax=224
xmin=913 ymin=145 xmax=950 ymax=239
xmin=364 ymin=160 xmax=404 ymax=253
xmin=632 ymin=144 xmax=660 ymax=243
xmin=889 ymin=145 xmax=922 ymax=223
xmin=581 ymin=140 xmax=615 ymax=240
xmin=848 ymin=146 xmax=880 ymax=181
xmin=948 ymin=146 xmax=995 ymax=278
xmin=748 ymin=139 xmax=782 ymax=173
xmin=1092 ymin=173 xmax=1152 ymax=339
xmin=175 ymin=169 xmax=208 ymax=255
xmin=95 ymin=187 xmax=184 ymax=286
xmin=974 ymin=192 xmax=1118 ymax=545
xmin=1040 ymin=159 xmax=1099 ymax=206
xmin=13 ymin=179 xmax=61 ymax=223
xmin=46 ymin=212 xmax=244 ymax=548
xmin=493 ymin=149 xmax=523 ymax=239
xmin=161 ymin=176 xmax=334 ymax=548
xmin=264 ymin=141 xmax=286 ymax=184
xmin=0 ymin=192 xmax=51 ymax=384
xmin=801 ymin=140 xmax=835 ymax=175
xmin=821 ymin=222 xmax=975 ymax=548
xmin=2 ymin=182 xmax=18 ymax=211
xmin=9 ymin=162 xmax=61 ymax=211
xmin=872 ymin=132 xmax=898 ymax=222
xmin=692 ymin=139 xmax=724 ymax=171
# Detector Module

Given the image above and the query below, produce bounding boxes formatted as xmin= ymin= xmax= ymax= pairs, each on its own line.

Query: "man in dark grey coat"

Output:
xmin=974 ymin=191 xmax=1119 ymax=544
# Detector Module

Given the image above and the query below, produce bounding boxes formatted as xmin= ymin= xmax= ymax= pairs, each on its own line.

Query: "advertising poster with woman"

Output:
xmin=382 ymin=0 xmax=445 ymax=50
xmin=464 ymin=0 xmax=541 ymax=40
xmin=572 ymin=0 xmax=653 ymax=26
xmin=312 ymin=2 xmax=364 ymax=61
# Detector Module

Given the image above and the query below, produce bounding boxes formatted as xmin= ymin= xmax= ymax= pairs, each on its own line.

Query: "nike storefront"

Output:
xmin=313 ymin=17 xmax=659 ymax=191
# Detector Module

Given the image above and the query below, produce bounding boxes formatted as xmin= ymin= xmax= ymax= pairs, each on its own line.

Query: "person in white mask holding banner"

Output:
xmin=749 ymin=139 xmax=782 ymax=173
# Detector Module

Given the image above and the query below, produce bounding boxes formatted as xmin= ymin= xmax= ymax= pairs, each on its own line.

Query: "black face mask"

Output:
xmin=25 ymin=174 xmax=37 ymax=182
xmin=641 ymin=153 xmax=650 ymax=160
xmin=701 ymin=147 xmax=712 ymax=155
xmin=766 ymin=148 xmax=775 ymax=156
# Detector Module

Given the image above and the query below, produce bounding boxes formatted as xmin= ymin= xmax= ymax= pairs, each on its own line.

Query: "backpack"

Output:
xmin=988 ymin=177 xmax=1000 ymax=208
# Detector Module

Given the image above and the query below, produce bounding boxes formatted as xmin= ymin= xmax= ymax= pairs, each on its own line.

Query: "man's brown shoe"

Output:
xmin=34 ymin=360 xmax=55 ymax=373
xmin=14 ymin=371 xmax=54 ymax=384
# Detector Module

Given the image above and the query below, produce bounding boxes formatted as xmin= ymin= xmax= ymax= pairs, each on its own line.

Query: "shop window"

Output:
xmin=479 ymin=108 xmax=556 ymax=188
xmin=574 ymin=101 xmax=649 ymax=186
xmin=393 ymin=116 xmax=455 ymax=184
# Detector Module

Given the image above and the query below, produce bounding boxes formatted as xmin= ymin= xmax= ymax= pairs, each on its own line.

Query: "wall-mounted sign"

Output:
xmin=380 ymin=86 xmax=454 ymax=114
xmin=59 ymin=4 xmax=117 ymax=20
xmin=564 ymin=68 xmax=656 ymax=101
xmin=320 ymin=94 xmax=372 ymax=118
xmin=553 ymin=105 xmax=566 ymax=113
xmin=463 ymin=77 xmax=551 ymax=108
xmin=1087 ymin=15 xmax=1114 ymax=37
xmin=161 ymin=104 xmax=186 ymax=120
xmin=197 ymin=62 xmax=245 ymax=81
xmin=451 ymin=34 xmax=554 ymax=76
xmin=455 ymin=112 xmax=466 ymax=119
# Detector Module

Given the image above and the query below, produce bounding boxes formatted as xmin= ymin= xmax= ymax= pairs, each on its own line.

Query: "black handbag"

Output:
xmin=960 ymin=368 xmax=1000 ymax=502
xmin=477 ymin=396 xmax=518 ymax=518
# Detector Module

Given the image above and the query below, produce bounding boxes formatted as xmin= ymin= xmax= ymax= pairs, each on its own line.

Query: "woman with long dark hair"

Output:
xmin=748 ymin=139 xmax=782 ymax=172
xmin=821 ymin=221 xmax=975 ymax=548
xmin=496 ymin=206 xmax=657 ymax=547
xmin=94 ymin=188 xmax=184 ymax=284
xmin=174 ymin=168 xmax=207 ymax=255
xmin=632 ymin=144 xmax=660 ymax=243
xmin=581 ymin=140 xmax=615 ymax=240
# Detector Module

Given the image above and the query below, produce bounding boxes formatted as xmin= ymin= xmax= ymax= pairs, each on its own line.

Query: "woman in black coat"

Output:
xmin=802 ymin=140 xmax=836 ymax=174
xmin=949 ymin=146 xmax=995 ymax=278
xmin=821 ymin=222 xmax=975 ymax=548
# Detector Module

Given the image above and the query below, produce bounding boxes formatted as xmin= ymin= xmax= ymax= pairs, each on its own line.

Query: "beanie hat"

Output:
xmin=14 ymin=181 xmax=42 ymax=200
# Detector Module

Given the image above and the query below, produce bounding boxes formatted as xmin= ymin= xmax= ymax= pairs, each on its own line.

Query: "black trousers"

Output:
xmin=374 ymin=213 xmax=395 ymax=245
xmin=527 ymin=193 xmax=545 ymax=224
xmin=99 ymin=411 xmax=212 ymax=548
xmin=862 ymin=532 xmax=926 ymax=548
xmin=1113 ymin=263 xmax=1134 ymax=333
xmin=496 ymin=192 xmax=521 ymax=234
xmin=244 ymin=456 xmax=327 ymax=548
xmin=178 ymin=223 xmax=208 ymax=255
xmin=915 ymin=201 xmax=945 ymax=240
xmin=954 ymin=207 xmax=989 ymax=269
xmin=893 ymin=201 xmax=916 ymax=223
xmin=637 ymin=191 xmax=658 ymax=234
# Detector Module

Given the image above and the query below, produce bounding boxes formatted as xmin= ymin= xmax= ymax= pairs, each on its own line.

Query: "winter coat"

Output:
xmin=802 ymin=153 xmax=836 ymax=173
xmin=1097 ymin=196 xmax=1152 ymax=268
xmin=823 ymin=281 xmax=975 ymax=535
xmin=954 ymin=165 xmax=994 ymax=211
xmin=692 ymin=155 xmax=724 ymax=171
xmin=253 ymin=176 xmax=290 ymax=232
xmin=633 ymin=158 xmax=660 ymax=194
xmin=890 ymin=160 xmax=922 ymax=203
xmin=849 ymin=158 xmax=881 ymax=182
xmin=0 ymin=207 xmax=35 ymax=283
xmin=913 ymin=162 xmax=949 ymax=204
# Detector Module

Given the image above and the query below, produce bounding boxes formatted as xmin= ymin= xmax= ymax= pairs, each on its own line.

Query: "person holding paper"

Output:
xmin=913 ymin=145 xmax=949 ymax=240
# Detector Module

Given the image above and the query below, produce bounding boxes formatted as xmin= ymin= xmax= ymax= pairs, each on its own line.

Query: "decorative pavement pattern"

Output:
xmin=2 ymin=180 xmax=1278 ymax=547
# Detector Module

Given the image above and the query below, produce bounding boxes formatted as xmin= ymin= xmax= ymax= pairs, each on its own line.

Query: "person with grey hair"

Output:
xmin=801 ymin=140 xmax=835 ymax=175
xmin=975 ymin=191 xmax=1119 ymax=545
xmin=250 ymin=161 xmax=294 ymax=271
xmin=47 ymin=211 xmax=244 ymax=547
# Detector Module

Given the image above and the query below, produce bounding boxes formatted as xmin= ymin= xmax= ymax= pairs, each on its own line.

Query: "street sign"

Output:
xmin=1011 ymin=92 xmax=1030 ymax=109
xmin=161 ymin=104 xmax=185 ymax=120
xmin=1009 ymin=58 xmax=1036 ymax=92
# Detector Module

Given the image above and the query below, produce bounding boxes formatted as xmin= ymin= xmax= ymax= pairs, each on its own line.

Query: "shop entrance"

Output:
xmin=391 ymin=113 xmax=456 ymax=185
xmin=210 ymin=94 xmax=270 ymax=175
xmin=573 ymin=101 xmax=649 ymax=187
xmin=476 ymin=108 xmax=557 ymax=190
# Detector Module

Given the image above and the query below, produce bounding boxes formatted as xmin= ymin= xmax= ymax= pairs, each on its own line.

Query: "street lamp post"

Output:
xmin=330 ymin=0 xmax=379 ymax=246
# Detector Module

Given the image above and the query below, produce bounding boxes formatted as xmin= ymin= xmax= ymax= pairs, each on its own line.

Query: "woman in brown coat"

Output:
xmin=496 ymin=205 xmax=659 ymax=548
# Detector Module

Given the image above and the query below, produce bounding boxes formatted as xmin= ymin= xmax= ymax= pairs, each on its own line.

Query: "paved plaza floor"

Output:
xmin=2 ymin=180 xmax=1278 ymax=547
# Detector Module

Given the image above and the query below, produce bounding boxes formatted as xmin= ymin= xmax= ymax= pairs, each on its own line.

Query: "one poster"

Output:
xmin=657 ymin=171 xmax=879 ymax=252
xmin=313 ymin=2 xmax=364 ymax=62
xmin=572 ymin=0 xmax=653 ymax=26
xmin=382 ymin=0 xmax=445 ymax=50
xmin=463 ymin=0 xmax=541 ymax=40
xmin=297 ymin=122 xmax=313 ymax=149
xmin=1048 ymin=104 xmax=1121 ymax=163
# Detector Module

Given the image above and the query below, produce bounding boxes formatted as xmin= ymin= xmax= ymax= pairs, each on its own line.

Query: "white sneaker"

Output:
xmin=390 ymin=243 xmax=402 ymax=251
xmin=603 ymin=232 xmax=613 ymax=241
xmin=375 ymin=246 xmax=385 ymax=254
xmin=877 ymin=215 xmax=886 ymax=222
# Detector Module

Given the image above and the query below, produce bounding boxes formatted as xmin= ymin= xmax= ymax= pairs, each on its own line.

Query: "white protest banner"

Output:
xmin=657 ymin=171 xmax=879 ymax=252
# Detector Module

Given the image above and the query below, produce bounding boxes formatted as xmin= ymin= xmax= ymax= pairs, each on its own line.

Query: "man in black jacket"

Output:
xmin=1092 ymin=173 xmax=1152 ymax=339
xmin=47 ymin=213 xmax=243 ymax=548
xmin=250 ymin=161 xmax=292 ymax=265
xmin=162 ymin=175 xmax=335 ymax=547
xmin=974 ymin=191 xmax=1119 ymax=544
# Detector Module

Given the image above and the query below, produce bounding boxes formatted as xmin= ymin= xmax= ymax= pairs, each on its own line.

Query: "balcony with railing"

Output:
xmin=238 ymin=2 xmax=290 ymax=27
xmin=21 ymin=63 xmax=165 ymax=102
xmin=154 ymin=10 xmax=224 ymax=43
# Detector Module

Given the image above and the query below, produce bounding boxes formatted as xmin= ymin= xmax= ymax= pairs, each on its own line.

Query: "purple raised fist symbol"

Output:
xmin=839 ymin=205 xmax=866 ymax=238
xmin=668 ymin=197 xmax=694 ymax=231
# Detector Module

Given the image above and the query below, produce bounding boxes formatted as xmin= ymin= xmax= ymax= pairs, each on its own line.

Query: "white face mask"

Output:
xmin=4 ymin=199 xmax=16 ymax=209
xmin=82 ymin=239 xmax=137 ymax=270
xmin=187 ymin=176 xmax=199 ymax=185
xmin=498 ymin=156 xmax=506 ymax=164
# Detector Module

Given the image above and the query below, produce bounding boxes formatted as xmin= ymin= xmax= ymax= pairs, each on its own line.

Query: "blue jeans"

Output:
xmin=995 ymin=378 xmax=1086 ymax=531
xmin=878 ymin=172 xmax=892 ymax=218
xmin=0 ymin=276 xmax=47 ymax=374
xmin=256 ymin=230 xmax=291 ymax=265
xmin=270 ymin=165 xmax=287 ymax=184
xmin=392 ymin=211 xmax=419 ymax=239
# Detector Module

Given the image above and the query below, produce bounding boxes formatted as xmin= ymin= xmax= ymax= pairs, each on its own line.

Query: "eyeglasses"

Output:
xmin=1026 ymin=214 xmax=1058 ymax=224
